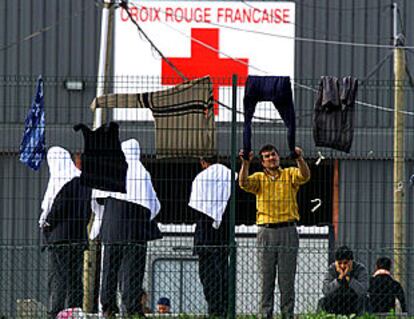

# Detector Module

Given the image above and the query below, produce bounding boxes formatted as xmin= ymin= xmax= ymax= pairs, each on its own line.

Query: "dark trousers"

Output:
xmin=47 ymin=244 xmax=85 ymax=318
xmin=100 ymin=243 xmax=147 ymax=316
xmin=243 ymin=76 xmax=296 ymax=158
xmin=197 ymin=246 xmax=229 ymax=318
xmin=318 ymin=288 xmax=364 ymax=315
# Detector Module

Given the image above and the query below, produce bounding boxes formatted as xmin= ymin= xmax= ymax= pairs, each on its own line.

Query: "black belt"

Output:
xmin=258 ymin=221 xmax=297 ymax=229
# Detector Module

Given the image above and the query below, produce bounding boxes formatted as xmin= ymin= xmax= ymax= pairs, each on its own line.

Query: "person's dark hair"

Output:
xmin=258 ymin=144 xmax=279 ymax=159
xmin=157 ymin=297 xmax=171 ymax=307
xmin=376 ymin=257 xmax=392 ymax=271
xmin=200 ymin=154 xmax=218 ymax=164
xmin=335 ymin=245 xmax=354 ymax=261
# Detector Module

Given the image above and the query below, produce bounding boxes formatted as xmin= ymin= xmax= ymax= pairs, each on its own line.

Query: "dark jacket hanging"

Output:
xmin=313 ymin=76 xmax=358 ymax=153
xmin=73 ymin=122 xmax=128 ymax=193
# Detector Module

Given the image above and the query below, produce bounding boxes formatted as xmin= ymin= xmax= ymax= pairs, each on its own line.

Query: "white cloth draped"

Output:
xmin=189 ymin=163 xmax=236 ymax=229
xmin=39 ymin=146 xmax=81 ymax=227
xmin=90 ymin=139 xmax=161 ymax=239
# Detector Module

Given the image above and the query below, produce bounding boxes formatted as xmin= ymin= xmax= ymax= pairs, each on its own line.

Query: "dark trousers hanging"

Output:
xmin=243 ymin=76 xmax=296 ymax=158
xmin=47 ymin=244 xmax=85 ymax=318
xmin=100 ymin=243 xmax=147 ymax=316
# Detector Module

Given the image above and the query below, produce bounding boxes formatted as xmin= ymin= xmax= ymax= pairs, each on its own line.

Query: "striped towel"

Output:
xmin=90 ymin=76 xmax=216 ymax=158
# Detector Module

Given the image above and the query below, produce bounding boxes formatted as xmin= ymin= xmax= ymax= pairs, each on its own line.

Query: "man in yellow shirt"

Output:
xmin=239 ymin=144 xmax=310 ymax=319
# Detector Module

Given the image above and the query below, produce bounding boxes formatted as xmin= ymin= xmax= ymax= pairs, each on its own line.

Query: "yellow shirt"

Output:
xmin=240 ymin=167 xmax=310 ymax=224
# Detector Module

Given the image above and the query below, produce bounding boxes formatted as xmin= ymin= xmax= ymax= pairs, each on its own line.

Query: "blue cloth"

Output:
xmin=242 ymin=76 xmax=297 ymax=159
xmin=19 ymin=75 xmax=46 ymax=170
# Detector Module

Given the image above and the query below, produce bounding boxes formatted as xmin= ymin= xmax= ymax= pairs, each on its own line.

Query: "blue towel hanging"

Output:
xmin=19 ymin=75 xmax=46 ymax=170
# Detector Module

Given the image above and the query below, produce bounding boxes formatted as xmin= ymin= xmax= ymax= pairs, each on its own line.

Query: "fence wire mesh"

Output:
xmin=0 ymin=75 xmax=413 ymax=318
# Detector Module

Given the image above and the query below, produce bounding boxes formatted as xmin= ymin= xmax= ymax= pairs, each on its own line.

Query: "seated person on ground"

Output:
xmin=156 ymin=297 xmax=171 ymax=314
xmin=368 ymin=257 xmax=407 ymax=313
xmin=318 ymin=245 xmax=369 ymax=315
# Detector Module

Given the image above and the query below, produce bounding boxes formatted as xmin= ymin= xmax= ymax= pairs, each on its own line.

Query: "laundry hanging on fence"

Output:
xmin=73 ymin=121 xmax=128 ymax=193
xmin=93 ymin=139 xmax=160 ymax=219
xmin=19 ymin=75 xmax=46 ymax=170
xmin=242 ymin=75 xmax=296 ymax=159
xmin=313 ymin=76 xmax=358 ymax=153
xmin=90 ymin=76 xmax=216 ymax=159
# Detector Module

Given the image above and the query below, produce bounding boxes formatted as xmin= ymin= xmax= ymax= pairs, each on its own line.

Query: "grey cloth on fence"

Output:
xmin=313 ymin=76 xmax=358 ymax=153
xmin=90 ymin=76 xmax=216 ymax=158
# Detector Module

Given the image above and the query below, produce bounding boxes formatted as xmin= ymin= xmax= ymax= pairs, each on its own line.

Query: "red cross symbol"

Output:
xmin=161 ymin=28 xmax=249 ymax=115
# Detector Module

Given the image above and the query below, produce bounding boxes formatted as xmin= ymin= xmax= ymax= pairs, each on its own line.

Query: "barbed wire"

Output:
xmin=296 ymin=1 xmax=388 ymax=12
xmin=241 ymin=0 xmax=392 ymax=43
xmin=125 ymin=1 xmax=414 ymax=117
xmin=1 ymin=1 xmax=412 ymax=118
xmin=126 ymin=0 xmax=413 ymax=50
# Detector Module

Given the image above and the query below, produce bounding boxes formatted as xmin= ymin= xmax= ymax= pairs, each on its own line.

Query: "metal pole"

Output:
xmin=94 ymin=0 xmax=114 ymax=128
xmin=227 ymin=74 xmax=238 ymax=319
xmin=392 ymin=2 xmax=406 ymax=286
xmin=83 ymin=0 xmax=115 ymax=312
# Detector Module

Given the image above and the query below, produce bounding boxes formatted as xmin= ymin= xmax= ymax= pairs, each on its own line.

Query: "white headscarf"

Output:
xmin=39 ymin=146 xmax=81 ymax=227
xmin=189 ymin=163 xmax=236 ymax=229
xmin=92 ymin=139 xmax=161 ymax=220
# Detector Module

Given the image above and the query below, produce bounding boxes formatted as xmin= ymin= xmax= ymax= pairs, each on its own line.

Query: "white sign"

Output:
xmin=113 ymin=1 xmax=295 ymax=122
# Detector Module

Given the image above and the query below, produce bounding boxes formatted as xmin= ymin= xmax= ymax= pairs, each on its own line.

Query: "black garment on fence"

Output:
xmin=73 ymin=122 xmax=128 ymax=193
xmin=42 ymin=177 xmax=91 ymax=246
xmin=243 ymin=76 xmax=296 ymax=159
xmin=369 ymin=274 xmax=407 ymax=313
xmin=313 ymin=76 xmax=358 ymax=153
xmin=193 ymin=209 xmax=229 ymax=317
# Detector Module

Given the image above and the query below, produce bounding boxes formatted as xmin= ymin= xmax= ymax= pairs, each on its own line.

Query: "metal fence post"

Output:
xmin=227 ymin=74 xmax=238 ymax=319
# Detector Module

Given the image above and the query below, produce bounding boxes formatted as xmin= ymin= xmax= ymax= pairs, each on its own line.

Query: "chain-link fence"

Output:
xmin=0 ymin=75 xmax=413 ymax=318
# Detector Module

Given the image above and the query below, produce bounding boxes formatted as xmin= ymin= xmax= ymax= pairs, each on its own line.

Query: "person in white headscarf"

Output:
xmin=39 ymin=146 xmax=92 ymax=318
xmin=92 ymin=139 xmax=162 ymax=318
xmin=188 ymin=155 xmax=236 ymax=318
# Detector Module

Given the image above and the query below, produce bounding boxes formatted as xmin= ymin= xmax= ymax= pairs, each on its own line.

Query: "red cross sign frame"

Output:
xmin=113 ymin=1 xmax=295 ymax=122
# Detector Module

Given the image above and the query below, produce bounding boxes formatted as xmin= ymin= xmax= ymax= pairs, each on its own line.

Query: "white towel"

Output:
xmin=39 ymin=146 xmax=81 ymax=227
xmin=189 ymin=163 xmax=236 ymax=229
